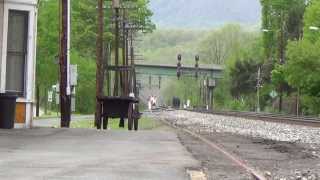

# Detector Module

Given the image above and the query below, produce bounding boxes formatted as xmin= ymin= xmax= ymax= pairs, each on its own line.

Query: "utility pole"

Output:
xmin=121 ymin=10 xmax=127 ymax=96
xmin=278 ymin=11 xmax=286 ymax=113
xmin=124 ymin=23 xmax=129 ymax=95
xmin=59 ymin=0 xmax=71 ymax=128
xmin=130 ymin=40 xmax=137 ymax=96
xmin=256 ymin=67 xmax=262 ymax=113
xmin=113 ymin=1 xmax=120 ymax=96
xmin=36 ymin=84 xmax=40 ymax=117
xmin=95 ymin=0 xmax=104 ymax=128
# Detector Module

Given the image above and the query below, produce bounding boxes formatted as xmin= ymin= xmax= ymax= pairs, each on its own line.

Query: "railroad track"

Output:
xmin=189 ymin=109 xmax=320 ymax=127
xmin=149 ymin=106 xmax=320 ymax=126
xmin=160 ymin=118 xmax=267 ymax=180
xmin=148 ymin=108 xmax=319 ymax=179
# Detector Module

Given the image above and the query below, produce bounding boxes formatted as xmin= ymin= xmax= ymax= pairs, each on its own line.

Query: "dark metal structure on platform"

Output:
xmin=96 ymin=0 xmax=146 ymax=130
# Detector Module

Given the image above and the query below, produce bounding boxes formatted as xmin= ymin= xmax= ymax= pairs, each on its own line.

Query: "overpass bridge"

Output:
xmin=135 ymin=64 xmax=224 ymax=78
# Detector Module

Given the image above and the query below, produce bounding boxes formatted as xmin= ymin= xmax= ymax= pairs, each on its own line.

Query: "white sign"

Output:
xmin=70 ymin=65 xmax=78 ymax=86
xmin=48 ymin=91 xmax=53 ymax=103
xmin=112 ymin=0 xmax=120 ymax=8
xmin=55 ymin=83 xmax=60 ymax=93
xmin=72 ymin=87 xmax=76 ymax=95
xmin=270 ymin=90 xmax=278 ymax=98
xmin=56 ymin=93 xmax=60 ymax=105
xmin=71 ymin=97 xmax=76 ymax=112
xmin=208 ymin=79 xmax=216 ymax=87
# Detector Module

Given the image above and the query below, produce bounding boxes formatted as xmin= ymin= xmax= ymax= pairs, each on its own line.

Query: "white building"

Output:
xmin=0 ymin=0 xmax=37 ymax=128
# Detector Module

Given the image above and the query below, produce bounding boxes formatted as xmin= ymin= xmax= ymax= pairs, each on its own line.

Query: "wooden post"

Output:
xmin=113 ymin=7 xmax=120 ymax=96
xmin=121 ymin=13 xmax=126 ymax=96
xmin=36 ymin=84 xmax=40 ymax=117
xmin=59 ymin=0 xmax=71 ymax=128
xmin=95 ymin=0 xmax=104 ymax=128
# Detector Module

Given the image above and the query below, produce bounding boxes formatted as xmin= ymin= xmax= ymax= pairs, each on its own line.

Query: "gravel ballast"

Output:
xmin=160 ymin=110 xmax=320 ymax=144
xmin=154 ymin=110 xmax=320 ymax=179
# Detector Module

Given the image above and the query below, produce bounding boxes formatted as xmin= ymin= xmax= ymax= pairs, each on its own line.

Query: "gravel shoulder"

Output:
xmin=152 ymin=110 xmax=320 ymax=180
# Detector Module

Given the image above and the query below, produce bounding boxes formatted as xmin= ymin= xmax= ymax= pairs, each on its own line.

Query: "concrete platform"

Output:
xmin=0 ymin=128 xmax=198 ymax=180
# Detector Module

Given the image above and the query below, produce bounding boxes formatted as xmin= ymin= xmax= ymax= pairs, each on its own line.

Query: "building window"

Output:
xmin=5 ymin=10 xmax=29 ymax=96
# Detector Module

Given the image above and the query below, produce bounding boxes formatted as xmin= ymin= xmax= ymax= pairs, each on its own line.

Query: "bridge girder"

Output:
xmin=135 ymin=64 xmax=223 ymax=79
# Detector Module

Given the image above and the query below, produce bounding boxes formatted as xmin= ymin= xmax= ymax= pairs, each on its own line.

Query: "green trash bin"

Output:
xmin=0 ymin=93 xmax=18 ymax=129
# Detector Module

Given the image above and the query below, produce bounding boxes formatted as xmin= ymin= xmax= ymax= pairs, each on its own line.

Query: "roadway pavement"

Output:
xmin=0 ymin=128 xmax=199 ymax=180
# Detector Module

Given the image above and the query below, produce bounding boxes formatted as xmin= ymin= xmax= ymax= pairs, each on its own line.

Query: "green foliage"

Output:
xmin=155 ymin=26 xmax=266 ymax=111
xmin=71 ymin=0 xmax=99 ymax=57
xmin=230 ymin=59 xmax=261 ymax=98
xmin=70 ymin=52 xmax=96 ymax=114
xmin=303 ymin=0 xmax=320 ymax=42
xmin=228 ymin=98 xmax=251 ymax=111
xmin=271 ymin=64 xmax=286 ymax=86
xmin=139 ymin=24 xmax=259 ymax=66
xmin=37 ymin=0 xmax=154 ymax=114
xmin=284 ymin=40 xmax=320 ymax=97
xmin=260 ymin=0 xmax=306 ymax=59
xmin=300 ymin=95 xmax=320 ymax=115
xmin=277 ymin=0 xmax=320 ymax=115
xmin=213 ymin=34 xmax=269 ymax=111
xmin=138 ymin=29 xmax=205 ymax=65
xmin=37 ymin=0 xmax=60 ymax=89
xmin=199 ymin=24 xmax=257 ymax=65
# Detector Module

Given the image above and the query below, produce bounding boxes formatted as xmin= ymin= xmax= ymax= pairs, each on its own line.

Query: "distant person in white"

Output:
xmin=148 ymin=96 xmax=157 ymax=111
xmin=187 ymin=99 xmax=190 ymax=108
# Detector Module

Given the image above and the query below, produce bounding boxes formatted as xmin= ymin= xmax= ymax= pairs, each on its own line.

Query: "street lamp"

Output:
xmin=195 ymin=55 xmax=199 ymax=78
xmin=262 ymin=29 xmax=271 ymax=32
xmin=177 ymin=54 xmax=182 ymax=79
xmin=309 ymin=26 xmax=320 ymax=31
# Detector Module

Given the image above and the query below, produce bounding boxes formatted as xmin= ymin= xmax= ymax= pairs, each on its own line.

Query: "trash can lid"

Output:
xmin=0 ymin=93 xmax=18 ymax=99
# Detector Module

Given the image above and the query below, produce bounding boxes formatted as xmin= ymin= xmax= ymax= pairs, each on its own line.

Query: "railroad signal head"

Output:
xmin=195 ymin=55 xmax=200 ymax=78
xmin=195 ymin=55 xmax=199 ymax=68
xmin=177 ymin=54 xmax=182 ymax=61
xmin=195 ymin=55 xmax=199 ymax=62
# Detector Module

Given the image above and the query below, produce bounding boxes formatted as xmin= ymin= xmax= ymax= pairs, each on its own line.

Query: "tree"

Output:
xmin=36 ymin=0 xmax=154 ymax=114
xmin=260 ymin=0 xmax=306 ymax=60
xmin=278 ymin=0 xmax=320 ymax=115
xmin=282 ymin=40 xmax=320 ymax=114
xmin=230 ymin=59 xmax=261 ymax=98
xmin=198 ymin=24 xmax=255 ymax=65
xmin=260 ymin=0 xmax=307 ymax=112
xmin=303 ymin=0 xmax=320 ymax=42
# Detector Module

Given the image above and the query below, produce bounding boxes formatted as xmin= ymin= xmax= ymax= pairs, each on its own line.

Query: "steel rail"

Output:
xmin=190 ymin=109 xmax=320 ymax=127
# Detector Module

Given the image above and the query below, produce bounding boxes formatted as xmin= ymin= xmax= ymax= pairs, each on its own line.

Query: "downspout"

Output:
xmin=0 ymin=0 xmax=4 ymax=93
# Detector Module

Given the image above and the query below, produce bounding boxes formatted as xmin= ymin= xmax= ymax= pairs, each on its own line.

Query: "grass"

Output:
xmin=70 ymin=116 xmax=163 ymax=130
xmin=35 ymin=112 xmax=88 ymax=120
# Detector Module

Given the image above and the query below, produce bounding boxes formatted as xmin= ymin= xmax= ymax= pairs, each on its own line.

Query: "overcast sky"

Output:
xmin=149 ymin=0 xmax=262 ymax=28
